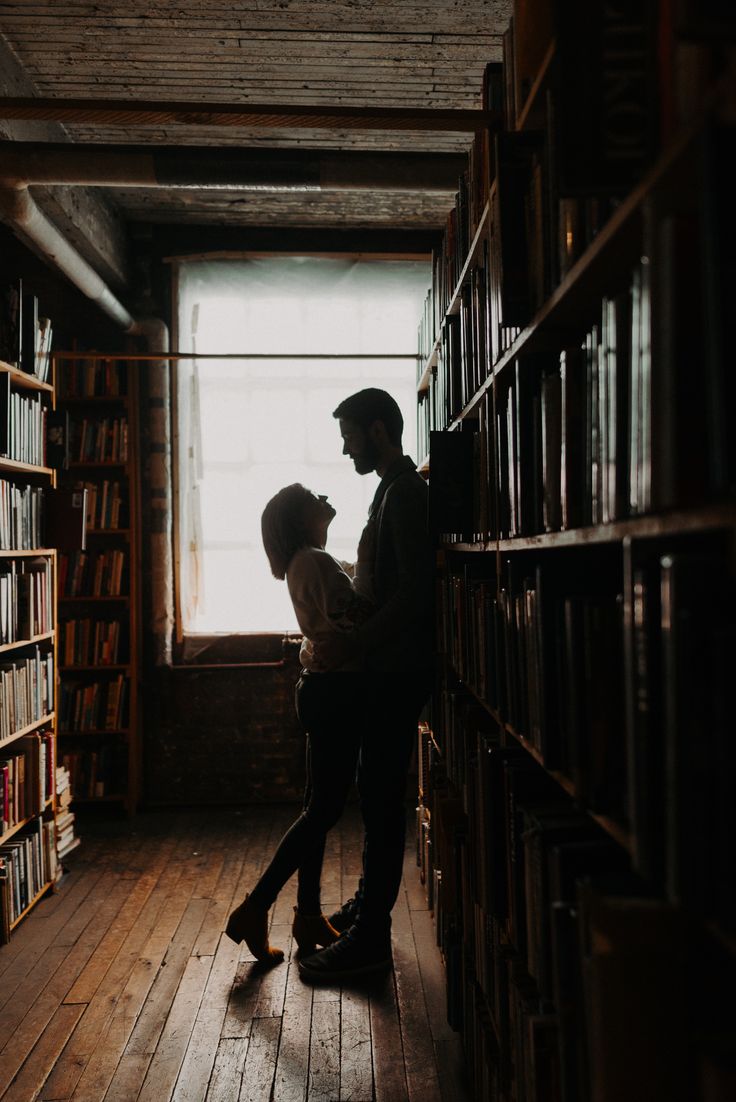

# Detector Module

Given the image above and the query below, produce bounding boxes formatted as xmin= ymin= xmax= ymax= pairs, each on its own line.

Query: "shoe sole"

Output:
xmin=297 ymin=957 xmax=392 ymax=984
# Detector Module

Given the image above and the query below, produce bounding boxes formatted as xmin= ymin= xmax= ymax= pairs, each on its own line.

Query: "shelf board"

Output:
xmin=70 ymin=793 xmax=125 ymax=804
xmin=68 ymin=460 xmax=128 ymax=469
xmin=0 ymin=548 xmax=56 ymax=558
xmin=59 ymin=728 xmax=129 ymax=737
xmin=58 ymin=664 xmax=129 ymax=673
xmin=0 ymin=458 xmax=54 ymax=477
xmin=0 ymin=714 xmax=55 ymax=752
xmin=0 ymin=362 xmax=54 ymax=393
xmin=0 ymin=812 xmax=43 ymax=847
xmin=8 ymin=880 xmax=55 ymax=931
xmin=0 ymin=631 xmax=54 ymax=655
xmin=516 ymin=38 xmax=556 ymax=131
xmin=0 ymin=806 xmax=51 ymax=846
xmin=444 ymin=502 xmax=736 ymax=553
xmin=588 ymin=811 xmax=631 ymax=852
xmin=451 ymin=670 xmax=633 ymax=855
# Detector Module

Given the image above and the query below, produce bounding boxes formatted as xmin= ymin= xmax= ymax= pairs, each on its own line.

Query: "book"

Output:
xmin=700 ymin=124 xmax=736 ymax=495
xmin=578 ymin=883 xmax=689 ymax=1102
xmin=660 ymin=552 xmax=734 ymax=920
xmin=494 ymin=130 xmax=546 ymax=328
xmin=20 ymin=293 xmax=39 ymax=377
xmin=553 ymin=0 xmax=660 ymax=196
xmin=0 ymin=373 xmax=9 ymax=458
xmin=540 ymin=369 xmax=562 ymax=531
xmin=428 ymin=429 xmax=476 ymax=539
xmin=0 ymin=282 xmax=22 ymax=369
xmin=559 ymin=345 xmax=585 ymax=530
xmin=43 ymin=487 xmax=87 ymax=552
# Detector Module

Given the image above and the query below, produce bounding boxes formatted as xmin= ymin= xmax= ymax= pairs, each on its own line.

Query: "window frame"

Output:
xmin=169 ymin=251 xmax=429 ymax=662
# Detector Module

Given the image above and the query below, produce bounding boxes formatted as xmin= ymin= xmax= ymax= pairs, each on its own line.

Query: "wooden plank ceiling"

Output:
xmin=0 ymin=1 xmax=511 ymax=230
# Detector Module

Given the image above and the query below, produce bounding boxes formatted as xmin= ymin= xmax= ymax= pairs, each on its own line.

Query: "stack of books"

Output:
xmin=55 ymin=764 xmax=79 ymax=859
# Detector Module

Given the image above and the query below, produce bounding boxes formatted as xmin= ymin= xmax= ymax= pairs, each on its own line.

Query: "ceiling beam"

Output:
xmin=0 ymin=96 xmax=497 ymax=132
xmin=0 ymin=141 xmax=468 ymax=191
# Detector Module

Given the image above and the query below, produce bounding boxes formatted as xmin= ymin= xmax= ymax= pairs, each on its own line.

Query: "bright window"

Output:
xmin=175 ymin=256 xmax=430 ymax=635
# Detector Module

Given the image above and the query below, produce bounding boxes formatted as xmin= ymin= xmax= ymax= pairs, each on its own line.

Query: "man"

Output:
xmin=298 ymin=387 xmax=435 ymax=982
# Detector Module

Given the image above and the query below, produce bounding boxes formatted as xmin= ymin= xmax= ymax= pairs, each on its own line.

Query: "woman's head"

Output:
xmin=261 ymin=484 xmax=336 ymax=579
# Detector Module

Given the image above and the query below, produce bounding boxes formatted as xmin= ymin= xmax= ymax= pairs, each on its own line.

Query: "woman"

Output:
xmin=225 ymin=483 xmax=372 ymax=963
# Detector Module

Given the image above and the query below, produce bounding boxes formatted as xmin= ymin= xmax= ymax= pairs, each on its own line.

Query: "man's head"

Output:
xmin=332 ymin=388 xmax=404 ymax=476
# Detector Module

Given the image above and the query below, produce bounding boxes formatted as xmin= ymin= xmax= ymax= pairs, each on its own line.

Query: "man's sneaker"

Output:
xmin=328 ymin=895 xmax=361 ymax=934
xmin=297 ymin=927 xmax=391 ymax=983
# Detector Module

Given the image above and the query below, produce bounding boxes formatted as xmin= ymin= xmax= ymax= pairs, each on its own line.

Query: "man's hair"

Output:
xmin=261 ymin=483 xmax=313 ymax=580
xmin=332 ymin=388 xmax=403 ymax=446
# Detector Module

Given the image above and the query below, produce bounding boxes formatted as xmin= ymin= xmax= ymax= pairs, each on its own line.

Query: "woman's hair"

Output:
xmin=261 ymin=483 xmax=314 ymax=580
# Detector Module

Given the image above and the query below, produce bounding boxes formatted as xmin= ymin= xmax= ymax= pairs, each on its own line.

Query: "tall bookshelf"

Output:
xmin=55 ymin=357 xmax=141 ymax=816
xmin=0 ymin=359 xmax=59 ymax=942
xmin=418 ymin=6 xmax=735 ymax=1100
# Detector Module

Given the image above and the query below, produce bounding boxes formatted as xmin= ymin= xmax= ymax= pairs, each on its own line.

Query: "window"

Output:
xmin=175 ymin=256 xmax=430 ymax=636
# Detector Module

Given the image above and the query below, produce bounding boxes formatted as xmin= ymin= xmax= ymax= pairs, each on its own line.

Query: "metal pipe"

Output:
xmin=0 ymin=184 xmax=137 ymax=330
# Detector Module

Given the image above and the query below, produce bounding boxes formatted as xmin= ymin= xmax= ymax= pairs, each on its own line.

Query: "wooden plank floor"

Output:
xmin=0 ymin=805 xmax=471 ymax=1102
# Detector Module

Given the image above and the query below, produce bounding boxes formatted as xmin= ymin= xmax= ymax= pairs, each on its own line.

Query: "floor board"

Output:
xmin=0 ymin=805 xmax=472 ymax=1102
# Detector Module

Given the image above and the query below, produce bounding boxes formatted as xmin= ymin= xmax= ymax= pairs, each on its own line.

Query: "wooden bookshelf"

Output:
xmin=418 ymin=8 xmax=736 ymax=1100
xmin=55 ymin=358 xmax=141 ymax=815
xmin=0 ymin=343 xmax=60 ymax=941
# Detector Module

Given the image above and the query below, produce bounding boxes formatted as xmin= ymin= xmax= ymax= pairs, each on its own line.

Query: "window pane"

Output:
xmin=177 ymin=256 xmax=429 ymax=635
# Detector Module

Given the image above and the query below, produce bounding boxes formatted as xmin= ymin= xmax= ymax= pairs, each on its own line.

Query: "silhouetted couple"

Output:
xmin=225 ymin=388 xmax=434 ymax=982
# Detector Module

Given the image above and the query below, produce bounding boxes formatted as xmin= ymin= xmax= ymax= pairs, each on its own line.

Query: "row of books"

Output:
xmin=0 ymin=480 xmax=43 ymax=550
xmin=421 ymin=701 xmax=720 ymax=1102
xmin=0 ymin=729 xmax=54 ymax=836
xmin=0 ymin=557 xmax=53 ymax=645
xmin=71 ymin=417 xmax=129 ymax=465
xmin=0 ymin=283 xmax=52 ymax=382
xmin=57 ymin=360 xmax=127 ymax=398
xmin=417 ymin=124 xmax=622 ymax=418
xmin=59 ymin=673 xmax=129 ymax=732
xmin=61 ymin=744 xmax=127 ymax=800
xmin=59 ymin=618 xmax=126 ymax=668
xmin=0 ymin=646 xmax=54 ymax=743
xmin=58 ymin=548 xmax=126 ymax=598
xmin=0 ymin=387 xmax=48 ymax=468
xmin=428 ymin=257 xmax=726 ymax=542
xmin=76 ymin=480 xmax=125 ymax=531
xmin=438 ymin=541 xmax=736 ymax=929
xmin=427 ymin=258 xmax=493 ymax=432
xmin=0 ymin=817 xmax=56 ymax=935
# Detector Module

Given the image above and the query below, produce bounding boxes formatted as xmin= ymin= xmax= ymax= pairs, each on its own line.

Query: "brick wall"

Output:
xmin=142 ymin=651 xmax=307 ymax=806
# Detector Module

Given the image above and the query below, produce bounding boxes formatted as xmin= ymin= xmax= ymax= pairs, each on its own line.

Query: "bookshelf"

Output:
xmin=55 ymin=358 xmax=141 ymax=816
xmin=418 ymin=8 xmax=735 ymax=1101
xmin=0 ymin=356 xmax=59 ymax=942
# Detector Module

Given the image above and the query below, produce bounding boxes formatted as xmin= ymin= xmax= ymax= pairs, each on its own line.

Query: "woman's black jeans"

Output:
xmin=248 ymin=671 xmax=363 ymax=915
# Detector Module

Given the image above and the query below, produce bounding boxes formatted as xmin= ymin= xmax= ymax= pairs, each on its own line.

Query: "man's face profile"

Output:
xmin=339 ymin=417 xmax=379 ymax=475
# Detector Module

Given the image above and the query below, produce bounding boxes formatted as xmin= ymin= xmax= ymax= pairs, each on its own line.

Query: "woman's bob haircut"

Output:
xmin=261 ymin=482 xmax=315 ymax=580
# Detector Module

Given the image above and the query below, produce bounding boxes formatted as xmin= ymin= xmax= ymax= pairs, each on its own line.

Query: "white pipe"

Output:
xmin=0 ymin=183 xmax=137 ymax=331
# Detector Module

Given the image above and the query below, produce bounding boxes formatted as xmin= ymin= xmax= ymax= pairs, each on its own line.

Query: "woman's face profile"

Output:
xmin=302 ymin=490 xmax=336 ymax=546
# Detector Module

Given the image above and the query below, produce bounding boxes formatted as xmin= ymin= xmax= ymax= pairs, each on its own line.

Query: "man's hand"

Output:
xmin=312 ymin=632 xmax=359 ymax=671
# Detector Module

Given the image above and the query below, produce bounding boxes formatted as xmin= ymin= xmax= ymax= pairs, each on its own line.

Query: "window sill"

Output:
xmin=172 ymin=631 xmax=302 ymax=669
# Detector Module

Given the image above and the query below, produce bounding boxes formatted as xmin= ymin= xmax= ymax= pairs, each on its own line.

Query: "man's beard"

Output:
xmin=353 ymin=436 xmax=380 ymax=474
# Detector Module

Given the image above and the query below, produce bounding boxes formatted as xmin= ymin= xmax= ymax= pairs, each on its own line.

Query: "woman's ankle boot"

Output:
xmin=225 ymin=894 xmax=284 ymax=963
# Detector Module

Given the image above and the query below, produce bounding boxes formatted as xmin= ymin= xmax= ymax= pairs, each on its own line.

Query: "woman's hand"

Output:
xmin=312 ymin=632 xmax=359 ymax=670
